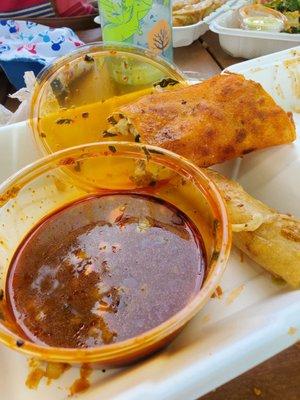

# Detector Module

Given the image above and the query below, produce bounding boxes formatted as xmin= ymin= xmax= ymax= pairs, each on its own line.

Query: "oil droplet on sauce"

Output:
xmin=6 ymin=194 xmax=206 ymax=348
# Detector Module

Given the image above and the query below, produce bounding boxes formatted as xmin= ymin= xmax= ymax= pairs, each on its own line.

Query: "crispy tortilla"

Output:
xmin=204 ymin=168 xmax=300 ymax=287
xmin=109 ymin=74 xmax=296 ymax=167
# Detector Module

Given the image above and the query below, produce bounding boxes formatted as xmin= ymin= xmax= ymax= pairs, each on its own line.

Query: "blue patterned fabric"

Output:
xmin=0 ymin=20 xmax=84 ymax=89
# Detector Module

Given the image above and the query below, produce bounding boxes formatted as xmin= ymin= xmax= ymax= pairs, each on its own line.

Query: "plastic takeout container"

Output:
xmin=211 ymin=9 xmax=300 ymax=59
xmin=172 ymin=0 xmax=243 ymax=47
xmin=0 ymin=141 xmax=231 ymax=366
xmin=29 ymin=42 xmax=186 ymax=155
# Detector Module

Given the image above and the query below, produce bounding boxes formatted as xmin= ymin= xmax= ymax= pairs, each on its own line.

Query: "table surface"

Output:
xmin=1 ymin=28 xmax=299 ymax=400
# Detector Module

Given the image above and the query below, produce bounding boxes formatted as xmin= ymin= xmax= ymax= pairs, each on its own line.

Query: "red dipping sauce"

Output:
xmin=6 ymin=193 xmax=205 ymax=348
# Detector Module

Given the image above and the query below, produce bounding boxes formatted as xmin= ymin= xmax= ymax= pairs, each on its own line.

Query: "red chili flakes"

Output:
xmin=112 ymin=244 xmax=121 ymax=253
xmin=59 ymin=157 xmax=76 ymax=166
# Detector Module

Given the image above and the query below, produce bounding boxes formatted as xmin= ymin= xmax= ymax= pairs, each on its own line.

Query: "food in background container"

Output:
xmin=238 ymin=4 xmax=288 ymax=31
xmin=256 ymin=0 xmax=300 ymax=33
xmin=210 ymin=10 xmax=300 ymax=59
xmin=172 ymin=0 xmax=227 ymax=26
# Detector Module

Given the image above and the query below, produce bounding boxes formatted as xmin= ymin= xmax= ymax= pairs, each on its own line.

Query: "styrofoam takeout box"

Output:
xmin=173 ymin=0 xmax=245 ymax=47
xmin=0 ymin=47 xmax=299 ymax=400
xmin=210 ymin=9 xmax=300 ymax=59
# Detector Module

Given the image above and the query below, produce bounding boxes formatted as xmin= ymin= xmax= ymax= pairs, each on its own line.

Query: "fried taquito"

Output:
xmin=205 ymin=169 xmax=300 ymax=288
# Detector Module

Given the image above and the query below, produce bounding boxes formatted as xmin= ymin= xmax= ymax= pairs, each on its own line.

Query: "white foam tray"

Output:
xmin=0 ymin=47 xmax=299 ymax=400
xmin=211 ymin=9 xmax=300 ymax=59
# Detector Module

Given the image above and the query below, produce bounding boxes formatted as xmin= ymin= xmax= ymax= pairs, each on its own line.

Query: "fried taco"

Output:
xmin=107 ymin=74 xmax=296 ymax=167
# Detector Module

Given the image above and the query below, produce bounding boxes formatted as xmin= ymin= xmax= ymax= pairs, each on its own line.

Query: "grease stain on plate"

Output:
xmin=69 ymin=364 xmax=93 ymax=396
xmin=201 ymin=314 xmax=211 ymax=324
xmin=288 ymin=327 xmax=298 ymax=335
xmin=226 ymin=285 xmax=245 ymax=305
xmin=25 ymin=359 xmax=70 ymax=390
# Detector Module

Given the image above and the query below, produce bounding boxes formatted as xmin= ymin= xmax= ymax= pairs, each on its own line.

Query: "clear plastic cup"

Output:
xmin=98 ymin=0 xmax=173 ymax=61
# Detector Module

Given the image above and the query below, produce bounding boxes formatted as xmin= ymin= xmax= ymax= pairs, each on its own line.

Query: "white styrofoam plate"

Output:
xmin=0 ymin=47 xmax=299 ymax=400
xmin=210 ymin=9 xmax=300 ymax=59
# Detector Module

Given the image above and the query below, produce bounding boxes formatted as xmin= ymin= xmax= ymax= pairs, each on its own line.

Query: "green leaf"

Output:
xmin=285 ymin=0 xmax=300 ymax=12
xmin=103 ymin=19 xmax=139 ymax=42
xmin=265 ymin=0 xmax=300 ymax=11
xmin=99 ymin=0 xmax=131 ymax=25
xmin=100 ymin=0 xmax=155 ymax=42
xmin=134 ymin=0 xmax=154 ymax=20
